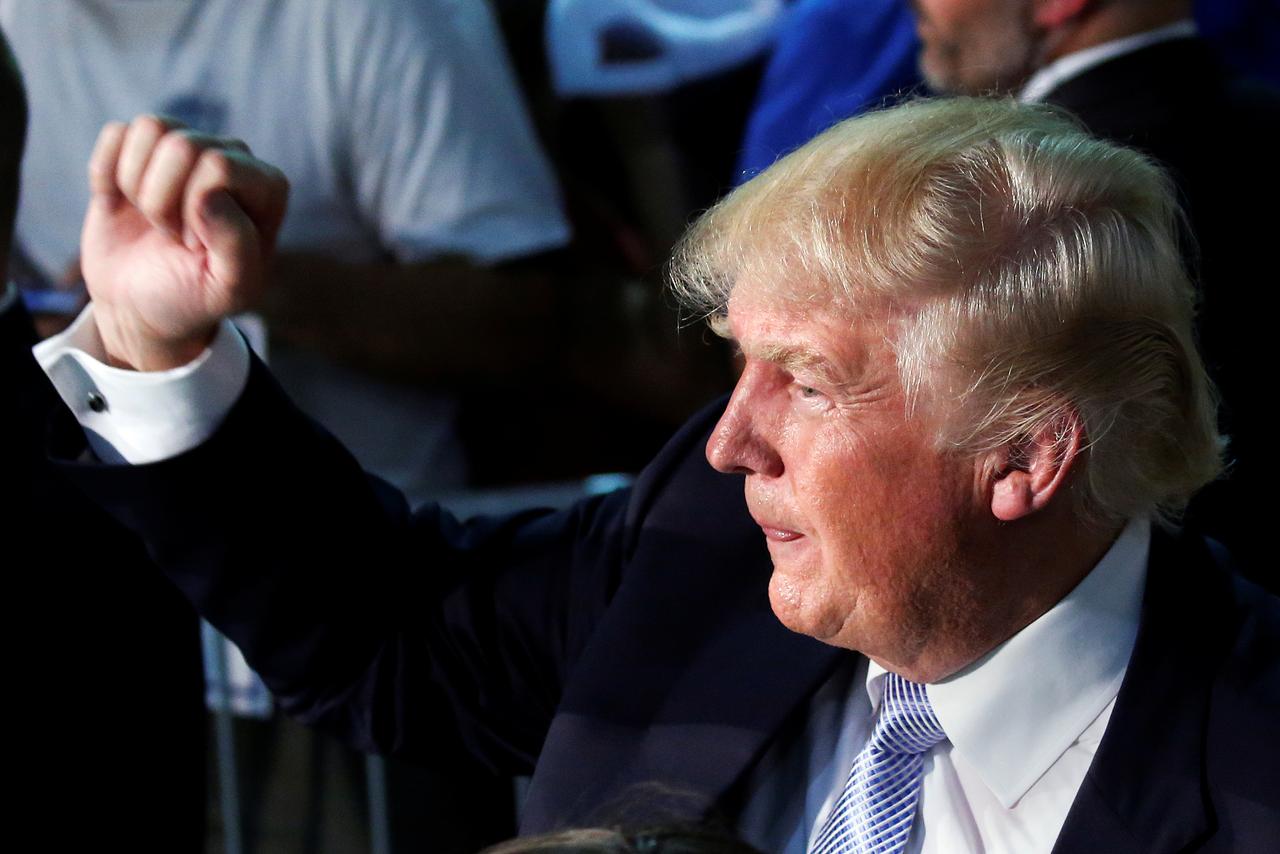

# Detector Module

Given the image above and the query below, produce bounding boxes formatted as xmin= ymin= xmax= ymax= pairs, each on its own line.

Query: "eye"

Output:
xmin=789 ymin=375 xmax=835 ymax=412
xmin=791 ymin=381 xmax=829 ymax=406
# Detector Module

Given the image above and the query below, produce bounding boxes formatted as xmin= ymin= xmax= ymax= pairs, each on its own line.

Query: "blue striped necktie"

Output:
xmin=810 ymin=673 xmax=948 ymax=854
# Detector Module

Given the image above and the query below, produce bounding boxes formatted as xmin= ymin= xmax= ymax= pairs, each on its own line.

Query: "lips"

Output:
xmin=755 ymin=522 xmax=804 ymax=542
xmin=746 ymin=496 xmax=804 ymax=543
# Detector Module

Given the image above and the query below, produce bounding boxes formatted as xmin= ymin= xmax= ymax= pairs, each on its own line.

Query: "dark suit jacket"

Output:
xmin=51 ymin=357 xmax=1279 ymax=850
xmin=4 ymin=301 xmax=206 ymax=850
xmin=1043 ymin=36 xmax=1280 ymax=585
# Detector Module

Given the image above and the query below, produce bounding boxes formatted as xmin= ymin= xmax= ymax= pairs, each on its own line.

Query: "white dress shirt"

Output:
xmin=36 ymin=311 xmax=1151 ymax=852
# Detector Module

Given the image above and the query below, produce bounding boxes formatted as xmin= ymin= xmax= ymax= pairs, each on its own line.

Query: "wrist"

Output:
xmin=93 ymin=304 xmax=216 ymax=371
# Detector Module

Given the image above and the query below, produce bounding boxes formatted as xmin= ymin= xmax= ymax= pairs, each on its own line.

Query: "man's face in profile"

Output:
xmin=705 ymin=289 xmax=991 ymax=670
xmin=910 ymin=0 xmax=1040 ymax=95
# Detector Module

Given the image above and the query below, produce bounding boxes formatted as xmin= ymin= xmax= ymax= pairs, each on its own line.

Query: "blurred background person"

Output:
xmin=481 ymin=824 xmax=765 ymax=853
xmin=739 ymin=0 xmax=1278 ymax=184
xmin=737 ymin=0 xmax=921 ymax=181
xmin=0 ymin=0 xmax=570 ymax=503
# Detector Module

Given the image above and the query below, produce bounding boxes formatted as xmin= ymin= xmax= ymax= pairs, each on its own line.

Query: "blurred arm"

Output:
xmin=260 ymin=252 xmax=561 ymax=384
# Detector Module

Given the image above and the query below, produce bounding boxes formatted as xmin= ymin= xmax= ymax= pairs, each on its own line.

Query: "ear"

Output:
xmin=988 ymin=407 xmax=1086 ymax=522
xmin=1032 ymin=0 xmax=1091 ymax=29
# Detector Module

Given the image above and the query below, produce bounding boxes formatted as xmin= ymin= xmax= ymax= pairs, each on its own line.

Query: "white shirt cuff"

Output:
xmin=32 ymin=305 xmax=251 ymax=464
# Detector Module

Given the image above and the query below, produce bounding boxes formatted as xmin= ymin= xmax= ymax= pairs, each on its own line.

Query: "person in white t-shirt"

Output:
xmin=1 ymin=0 xmax=571 ymax=501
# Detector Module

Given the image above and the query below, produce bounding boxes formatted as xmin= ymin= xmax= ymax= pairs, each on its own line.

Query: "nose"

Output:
xmin=705 ymin=367 xmax=784 ymax=477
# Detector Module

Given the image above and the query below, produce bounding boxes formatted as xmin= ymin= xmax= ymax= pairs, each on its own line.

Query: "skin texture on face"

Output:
xmin=705 ymin=291 xmax=999 ymax=676
xmin=911 ymin=0 xmax=1042 ymax=95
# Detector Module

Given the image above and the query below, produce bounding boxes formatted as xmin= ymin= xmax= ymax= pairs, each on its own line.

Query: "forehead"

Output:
xmin=725 ymin=288 xmax=891 ymax=377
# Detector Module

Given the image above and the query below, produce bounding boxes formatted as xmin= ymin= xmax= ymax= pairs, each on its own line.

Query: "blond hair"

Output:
xmin=670 ymin=97 xmax=1222 ymax=526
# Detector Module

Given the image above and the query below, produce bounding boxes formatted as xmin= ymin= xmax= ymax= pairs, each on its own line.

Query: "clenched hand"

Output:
xmin=81 ymin=115 xmax=288 ymax=370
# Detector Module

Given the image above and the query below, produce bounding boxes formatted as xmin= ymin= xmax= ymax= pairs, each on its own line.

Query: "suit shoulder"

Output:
xmin=1215 ymin=574 xmax=1280 ymax=701
xmin=623 ymin=396 xmax=734 ymax=518
xmin=1204 ymin=575 xmax=1280 ymax=812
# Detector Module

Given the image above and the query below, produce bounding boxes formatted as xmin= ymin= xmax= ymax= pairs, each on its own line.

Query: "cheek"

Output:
xmin=809 ymin=433 xmax=966 ymax=581
xmin=804 ymin=431 xmax=916 ymax=540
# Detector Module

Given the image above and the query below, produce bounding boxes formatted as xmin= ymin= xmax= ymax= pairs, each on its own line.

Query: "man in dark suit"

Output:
xmin=35 ymin=97 xmax=1279 ymax=850
xmin=1 ymin=32 xmax=206 ymax=850
xmin=910 ymin=0 xmax=1280 ymax=584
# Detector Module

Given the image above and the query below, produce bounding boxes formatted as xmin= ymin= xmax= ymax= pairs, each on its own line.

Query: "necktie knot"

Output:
xmin=868 ymin=673 xmax=946 ymax=756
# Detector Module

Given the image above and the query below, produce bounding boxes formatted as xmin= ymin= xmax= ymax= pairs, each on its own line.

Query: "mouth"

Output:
xmin=756 ymin=523 xmax=804 ymax=543
xmin=746 ymin=493 xmax=806 ymax=543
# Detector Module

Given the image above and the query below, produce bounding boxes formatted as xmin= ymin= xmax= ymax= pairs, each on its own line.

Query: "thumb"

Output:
xmin=190 ymin=189 xmax=263 ymax=311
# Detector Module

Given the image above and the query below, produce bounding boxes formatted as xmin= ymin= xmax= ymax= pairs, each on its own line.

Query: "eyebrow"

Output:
xmin=747 ymin=340 xmax=846 ymax=386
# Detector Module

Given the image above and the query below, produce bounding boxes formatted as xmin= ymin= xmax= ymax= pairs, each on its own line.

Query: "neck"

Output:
xmin=1045 ymin=1 xmax=1192 ymax=64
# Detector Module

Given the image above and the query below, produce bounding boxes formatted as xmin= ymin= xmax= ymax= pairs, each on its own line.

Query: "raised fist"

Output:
xmin=81 ymin=115 xmax=288 ymax=370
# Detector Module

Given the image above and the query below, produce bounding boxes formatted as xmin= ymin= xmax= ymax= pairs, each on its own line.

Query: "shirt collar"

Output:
xmin=866 ymin=516 xmax=1150 ymax=808
xmin=1020 ymin=20 xmax=1197 ymax=103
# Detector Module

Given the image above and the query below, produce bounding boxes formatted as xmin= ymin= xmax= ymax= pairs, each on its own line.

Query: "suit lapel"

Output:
xmin=1052 ymin=529 xmax=1229 ymax=853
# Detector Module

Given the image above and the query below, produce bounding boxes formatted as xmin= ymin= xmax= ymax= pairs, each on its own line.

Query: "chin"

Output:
xmin=919 ymin=52 xmax=989 ymax=97
xmin=766 ymin=564 xmax=847 ymax=645
xmin=919 ymin=48 xmax=956 ymax=93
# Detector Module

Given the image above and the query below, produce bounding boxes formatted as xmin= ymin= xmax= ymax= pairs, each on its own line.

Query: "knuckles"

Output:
xmin=132 ymin=113 xmax=172 ymax=140
xmin=155 ymin=131 xmax=202 ymax=168
xmin=104 ymin=114 xmax=287 ymax=226
xmin=197 ymin=148 xmax=235 ymax=185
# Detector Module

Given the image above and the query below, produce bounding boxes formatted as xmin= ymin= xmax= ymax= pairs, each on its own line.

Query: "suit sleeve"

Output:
xmin=47 ymin=355 xmax=681 ymax=774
